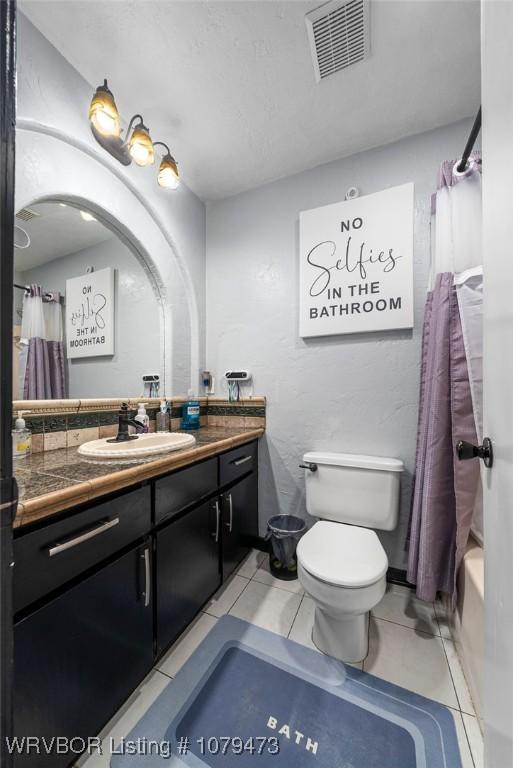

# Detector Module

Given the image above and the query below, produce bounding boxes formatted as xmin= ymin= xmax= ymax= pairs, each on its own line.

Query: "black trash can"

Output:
xmin=266 ymin=514 xmax=306 ymax=580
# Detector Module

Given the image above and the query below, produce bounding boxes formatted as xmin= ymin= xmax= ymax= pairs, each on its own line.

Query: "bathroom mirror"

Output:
xmin=13 ymin=200 xmax=164 ymax=400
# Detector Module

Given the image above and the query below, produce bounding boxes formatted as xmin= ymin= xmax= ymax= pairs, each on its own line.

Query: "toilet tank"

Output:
xmin=303 ymin=451 xmax=404 ymax=531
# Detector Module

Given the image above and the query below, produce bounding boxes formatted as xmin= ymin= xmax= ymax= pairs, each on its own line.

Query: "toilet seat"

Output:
xmin=297 ymin=521 xmax=388 ymax=588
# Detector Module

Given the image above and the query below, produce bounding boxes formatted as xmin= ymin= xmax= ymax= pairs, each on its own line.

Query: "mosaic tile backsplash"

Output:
xmin=12 ymin=397 xmax=266 ymax=453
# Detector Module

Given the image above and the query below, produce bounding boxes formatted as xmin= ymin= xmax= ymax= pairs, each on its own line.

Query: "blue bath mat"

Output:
xmin=111 ymin=615 xmax=461 ymax=767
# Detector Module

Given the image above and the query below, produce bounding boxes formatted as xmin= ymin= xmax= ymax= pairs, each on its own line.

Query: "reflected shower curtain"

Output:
xmin=408 ymin=157 xmax=482 ymax=603
xmin=19 ymin=285 xmax=66 ymax=399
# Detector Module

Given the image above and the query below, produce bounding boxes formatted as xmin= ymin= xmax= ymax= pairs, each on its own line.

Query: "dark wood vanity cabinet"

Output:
xmin=156 ymin=498 xmax=221 ymax=654
xmin=154 ymin=440 xmax=258 ymax=655
xmin=14 ymin=541 xmax=153 ymax=768
xmin=220 ymin=471 xmax=257 ymax=580
xmin=13 ymin=439 xmax=260 ymax=767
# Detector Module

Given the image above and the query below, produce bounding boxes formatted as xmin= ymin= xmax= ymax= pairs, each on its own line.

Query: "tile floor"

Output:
xmin=77 ymin=550 xmax=484 ymax=768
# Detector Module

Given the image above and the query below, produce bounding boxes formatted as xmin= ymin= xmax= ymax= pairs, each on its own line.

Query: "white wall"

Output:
xmin=20 ymin=237 xmax=161 ymax=398
xmin=481 ymin=1 xmax=513 ymax=764
xmin=16 ymin=13 xmax=206 ymax=394
xmin=207 ymin=118 xmax=474 ymax=568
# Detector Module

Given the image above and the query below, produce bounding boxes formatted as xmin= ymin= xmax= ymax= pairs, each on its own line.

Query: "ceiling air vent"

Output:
xmin=16 ymin=207 xmax=40 ymax=222
xmin=306 ymin=0 xmax=370 ymax=82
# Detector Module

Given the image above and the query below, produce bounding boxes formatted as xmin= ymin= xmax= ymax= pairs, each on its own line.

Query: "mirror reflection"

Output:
xmin=13 ymin=201 xmax=162 ymax=400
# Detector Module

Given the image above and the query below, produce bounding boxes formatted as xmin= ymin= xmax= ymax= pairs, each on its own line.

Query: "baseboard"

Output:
xmin=246 ymin=535 xmax=269 ymax=552
xmin=386 ymin=567 xmax=414 ymax=589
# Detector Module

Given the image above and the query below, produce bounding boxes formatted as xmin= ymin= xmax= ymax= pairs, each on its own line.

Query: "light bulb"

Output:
xmin=91 ymin=107 xmax=120 ymax=137
xmin=158 ymin=154 xmax=180 ymax=189
xmin=88 ymin=81 xmax=121 ymax=138
xmin=129 ymin=124 xmax=154 ymax=167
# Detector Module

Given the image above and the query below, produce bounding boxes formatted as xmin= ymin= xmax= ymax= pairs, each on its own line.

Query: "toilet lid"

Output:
xmin=297 ymin=521 xmax=388 ymax=588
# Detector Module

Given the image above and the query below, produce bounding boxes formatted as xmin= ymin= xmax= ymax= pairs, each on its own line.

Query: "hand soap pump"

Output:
xmin=181 ymin=390 xmax=200 ymax=430
xmin=135 ymin=403 xmax=149 ymax=433
xmin=156 ymin=400 xmax=170 ymax=432
xmin=12 ymin=411 xmax=32 ymax=458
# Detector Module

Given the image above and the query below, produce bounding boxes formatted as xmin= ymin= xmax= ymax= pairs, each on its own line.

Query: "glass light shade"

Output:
xmin=158 ymin=154 xmax=180 ymax=189
xmin=88 ymin=83 xmax=121 ymax=138
xmin=129 ymin=125 xmax=155 ymax=166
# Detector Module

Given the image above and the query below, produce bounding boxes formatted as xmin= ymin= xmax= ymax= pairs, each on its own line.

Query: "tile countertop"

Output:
xmin=13 ymin=426 xmax=264 ymax=530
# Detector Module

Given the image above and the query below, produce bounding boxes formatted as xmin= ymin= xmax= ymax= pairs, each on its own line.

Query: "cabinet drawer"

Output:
xmin=14 ymin=485 xmax=151 ymax=613
xmin=155 ymin=457 xmax=217 ymax=525
xmin=219 ymin=441 xmax=257 ymax=487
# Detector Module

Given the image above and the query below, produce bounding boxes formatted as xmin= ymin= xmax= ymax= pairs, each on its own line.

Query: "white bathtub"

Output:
xmin=451 ymin=536 xmax=484 ymax=720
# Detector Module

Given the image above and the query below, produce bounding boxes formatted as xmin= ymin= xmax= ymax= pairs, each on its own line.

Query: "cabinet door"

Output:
xmin=221 ymin=472 xmax=257 ymax=580
xmin=14 ymin=543 xmax=153 ymax=768
xmin=156 ymin=500 xmax=221 ymax=655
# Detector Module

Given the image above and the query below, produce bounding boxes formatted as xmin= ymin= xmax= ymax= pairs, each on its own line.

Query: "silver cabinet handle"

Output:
xmin=225 ymin=494 xmax=233 ymax=532
xmin=213 ymin=501 xmax=220 ymax=542
xmin=143 ymin=547 xmax=151 ymax=608
xmin=232 ymin=455 xmax=252 ymax=467
xmin=48 ymin=517 xmax=120 ymax=557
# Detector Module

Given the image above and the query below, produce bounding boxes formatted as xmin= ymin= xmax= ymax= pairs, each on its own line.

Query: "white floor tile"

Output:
xmin=204 ymin=574 xmax=249 ymax=617
xmin=434 ymin=597 xmax=453 ymax=640
xmin=452 ymin=710 xmax=476 ymax=768
xmin=229 ymin=579 xmax=301 ymax=636
xmin=237 ymin=549 xmax=266 ymax=579
xmin=364 ymin=617 xmax=459 ymax=709
xmin=372 ymin=584 xmax=440 ymax=636
xmin=253 ymin=558 xmax=304 ymax=594
xmin=75 ymin=669 xmax=170 ymax=768
xmin=156 ymin=612 xmax=217 ymax=678
xmin=463 ymin=713 xmax=484 ymax=768
xmin=442 ymin=636 xmax=476 ymax=716
xmin=289 ymin=595 xmax=316 ymax=649
xmin=288 ymin=596 xmax=363 ymax=669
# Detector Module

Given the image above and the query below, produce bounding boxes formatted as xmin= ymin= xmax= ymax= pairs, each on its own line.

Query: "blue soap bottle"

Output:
xmin=181 ymin=389 xmax=200 ymax=430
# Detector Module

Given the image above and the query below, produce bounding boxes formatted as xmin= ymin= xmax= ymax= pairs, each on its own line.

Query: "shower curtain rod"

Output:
xmin=457 ymin=106 xmax=482 ymax=173
xmin=13 ymin=283 xmax=64 ymax=303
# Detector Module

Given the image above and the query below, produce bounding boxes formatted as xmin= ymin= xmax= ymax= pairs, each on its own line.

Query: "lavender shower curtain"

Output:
xmin=407 ymin=274 xmax=480 ymax=601
xmin=19 ymin=285 xmax=66 ymax=400
xmin=407 ymin=156 xmax=482 ymax=603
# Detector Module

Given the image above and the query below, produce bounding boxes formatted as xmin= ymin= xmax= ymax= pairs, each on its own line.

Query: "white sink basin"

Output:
xmin=77 ymin=432 xmax=196 ymax=459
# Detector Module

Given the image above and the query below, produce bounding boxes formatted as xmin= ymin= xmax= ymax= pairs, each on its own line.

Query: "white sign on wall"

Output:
xmin=66 ymin=267 xmax=115 ymax=358
xmin=299 ymin=183 xmax=414 ymax=337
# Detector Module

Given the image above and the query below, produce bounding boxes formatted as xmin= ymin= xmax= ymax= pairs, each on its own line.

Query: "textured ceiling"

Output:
xmin=20 ymin=0 xmax=481 ymax=201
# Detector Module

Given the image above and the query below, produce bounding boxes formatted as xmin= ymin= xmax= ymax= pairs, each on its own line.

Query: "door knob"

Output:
xmin=456 ymin=437 xmax=493 ymax=468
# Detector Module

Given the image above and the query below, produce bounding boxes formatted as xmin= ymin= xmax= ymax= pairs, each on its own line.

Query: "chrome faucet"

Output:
xmin=107 ymin=402 xmax=141 ymax=443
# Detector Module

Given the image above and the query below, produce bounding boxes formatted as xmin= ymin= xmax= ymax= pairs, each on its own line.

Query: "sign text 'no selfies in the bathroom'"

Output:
xmin=299 ymin=182 xmax=414 ymax=337
xmin=66 ymin=267 xmax=115 ymax=358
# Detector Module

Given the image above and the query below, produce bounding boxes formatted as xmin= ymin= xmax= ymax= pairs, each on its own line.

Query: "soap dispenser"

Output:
xmin=12 ymin=411 xmax=32 ymax=458
xmin=156 ymin=400 xmax=170 ymax=432
xmin=135 ymin=403 xmax=149 ymax=433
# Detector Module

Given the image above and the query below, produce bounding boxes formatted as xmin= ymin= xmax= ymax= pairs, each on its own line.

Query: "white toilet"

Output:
xmin=297 ymin=451 xmax=404 ymax=663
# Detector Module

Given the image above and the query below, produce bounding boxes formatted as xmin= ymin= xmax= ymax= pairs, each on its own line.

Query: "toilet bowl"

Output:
xmin=297 ymin=521 xmax=387 ymax=662
xmin=297 ymin=451 xmax=403 ymax=663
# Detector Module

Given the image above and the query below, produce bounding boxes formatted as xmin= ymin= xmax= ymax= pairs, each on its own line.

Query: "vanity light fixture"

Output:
xmin=88 ymin=80 xmax=179 ymax=189
xmin=154 ymin=142 xmax=180 ymax=189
